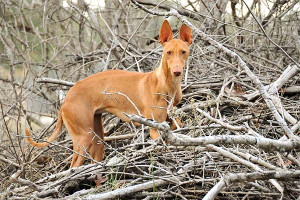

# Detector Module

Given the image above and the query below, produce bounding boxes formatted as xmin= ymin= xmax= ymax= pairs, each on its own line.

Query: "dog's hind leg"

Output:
xmin=89 ymin=113 xmax=105 ymax=163
xmin=62 ymin=106 xmax=95 ymax=168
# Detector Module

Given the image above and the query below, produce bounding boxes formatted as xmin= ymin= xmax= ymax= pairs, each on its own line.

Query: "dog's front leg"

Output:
xmin=149 ymin=117 xmax=181 ymax=140
xmin=149 ymin=128 xmax=160 ymax=140
xmin=170 ymin=117 xmax=182 ymax=130
xmin=167 ymin=117 xmax=182 ymax=130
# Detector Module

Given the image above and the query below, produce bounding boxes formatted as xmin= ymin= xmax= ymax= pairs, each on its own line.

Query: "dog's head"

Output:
xmin=159 ymin=20 xmax=192 ymax=78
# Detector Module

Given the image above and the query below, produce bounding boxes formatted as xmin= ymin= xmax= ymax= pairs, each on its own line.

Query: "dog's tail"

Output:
xmin=25 ymin=109 xmax=63 ymax=148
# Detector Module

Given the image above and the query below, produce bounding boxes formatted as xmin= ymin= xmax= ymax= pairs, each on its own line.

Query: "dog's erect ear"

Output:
xmin=159 ymin=20 xmax=173 ymax=45
xmin=179 ymin=24 xmax=192 ymax=45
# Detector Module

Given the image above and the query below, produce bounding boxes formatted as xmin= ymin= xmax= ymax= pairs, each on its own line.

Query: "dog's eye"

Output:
xmin=167 ymin=51 xmax=172 ymax=55
xmin=182 ymin=50 xmax=186 ymax=55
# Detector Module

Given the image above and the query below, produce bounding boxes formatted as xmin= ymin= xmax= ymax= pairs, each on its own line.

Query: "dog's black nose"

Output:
xmin=174 ymin=71 xmax=181 ymax=76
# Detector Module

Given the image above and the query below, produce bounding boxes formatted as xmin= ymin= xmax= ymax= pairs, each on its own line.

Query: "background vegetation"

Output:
xmin=0 ymin=0 xmax=299 ymax=199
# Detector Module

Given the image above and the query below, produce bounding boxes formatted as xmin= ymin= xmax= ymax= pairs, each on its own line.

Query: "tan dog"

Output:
xmin=26 ymin=20 xmax=192 ymax=168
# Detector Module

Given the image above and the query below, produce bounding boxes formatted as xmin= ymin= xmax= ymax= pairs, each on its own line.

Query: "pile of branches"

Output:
xmin=0 ymin=0 xmax=299 ymax=199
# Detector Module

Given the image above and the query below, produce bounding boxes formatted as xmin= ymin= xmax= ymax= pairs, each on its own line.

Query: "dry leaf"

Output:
xmin=277 ymin=158 xmax=292 ymax=167
xmin=95 ymin=173 xmax=108 ymax=187
xmin=225 ymin=83 xmax=245 ymax=97
xmin=36 ymin=156 xmax=50 ymax=165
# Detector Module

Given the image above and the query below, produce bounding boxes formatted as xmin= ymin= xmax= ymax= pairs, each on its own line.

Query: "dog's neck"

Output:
xmin=154 ymin=55 xmax=182 ymax=98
